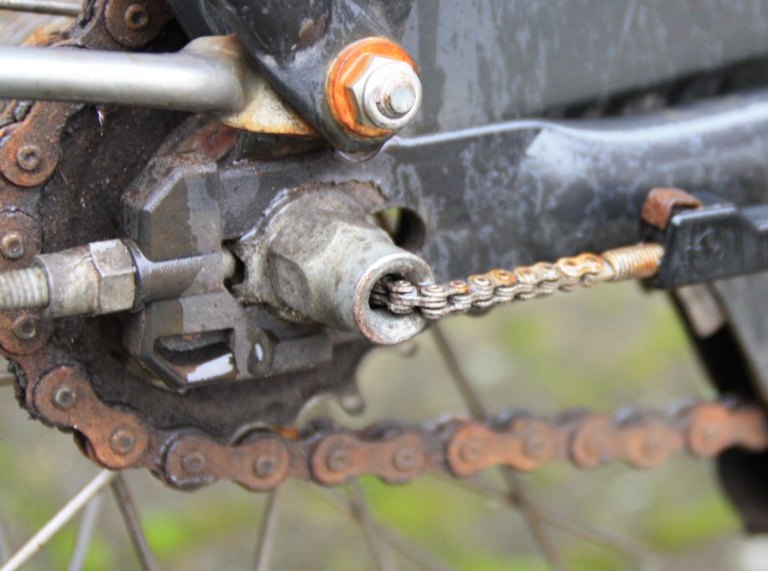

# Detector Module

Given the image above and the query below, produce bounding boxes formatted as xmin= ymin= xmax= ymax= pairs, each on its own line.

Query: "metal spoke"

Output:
xmin=430 ymin=324 xmax=568 ymax=571
xmin=0 ymin=0 xmax=80 ymax=16
xmin=0 ymin=469 xmax=116 ymax=571
xmin=347 ymin=483 xmax=399 ymax=571
xmin=448 ymin=477 xmax=665 ymax=568
xmin=253 ymin=489 xmax=282 ymax=571
xmin=67 ymin=494 xmax=103 ymax=571
xmin=312 ymin=486 xmax=455 ymax=571
xmin=110 ymin=475 xmax=159 ymax=571
xmin=0 ymin=503 xmax=10 ymax=563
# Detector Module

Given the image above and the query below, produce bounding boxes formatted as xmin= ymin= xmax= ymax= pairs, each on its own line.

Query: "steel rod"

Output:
xmin=110 ymin=475 xmax=159 ymax=571
xmin=0 ymin=0 xmax=80 ymax=16
xmin=67 ymin=494 xmax=103 ymax=571
xmin=348 ymin=483 xmax=399 ymax=571
xmin=253 ymin=489 xmax=281 ymax=571
xmin=0 ymin=470 xmax=116 ymax=571
xmin=0 ymin=43 xmax=244 ymax=112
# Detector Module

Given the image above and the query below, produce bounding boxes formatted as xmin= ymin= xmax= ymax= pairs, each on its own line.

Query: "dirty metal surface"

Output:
xmin=399 ymin=1 xmax=768 ymax=136
xmin=217 ymin=90 xmax=768 ymax=283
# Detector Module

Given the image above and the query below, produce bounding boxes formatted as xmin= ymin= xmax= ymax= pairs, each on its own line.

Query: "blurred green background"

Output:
xmin=0 ymin=283 xmax=762 ymax=570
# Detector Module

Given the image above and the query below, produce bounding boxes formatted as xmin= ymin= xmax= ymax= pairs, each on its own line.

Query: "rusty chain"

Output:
xmin=371 ymin=243 xmax=665 ymax=320
xmin=28 ymin=365 xmax=768 ymax=491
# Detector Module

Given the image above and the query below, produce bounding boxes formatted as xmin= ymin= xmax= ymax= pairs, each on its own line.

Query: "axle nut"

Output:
xmin=328 ymin=37 xmax=422 ymax=138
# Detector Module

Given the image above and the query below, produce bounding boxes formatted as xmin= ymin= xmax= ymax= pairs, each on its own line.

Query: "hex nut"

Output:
xmin=347 ymin=56 xmax=422 ymax=131
xmin=327 ymin=37 xmax=421 ymax=138
xmin=346 ymin=56 xmax=422 ymax=131
xmin=36 ymin=239 xmax=137 ymax=317
xmin=88 ymin=240 xmax=137 ymax=314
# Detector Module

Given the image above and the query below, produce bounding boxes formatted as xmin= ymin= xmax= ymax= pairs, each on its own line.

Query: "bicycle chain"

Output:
xmin=371 ymin=244 xmax=665 ymax=319
xmin=27 ymin=364 xmax=768 ymax=490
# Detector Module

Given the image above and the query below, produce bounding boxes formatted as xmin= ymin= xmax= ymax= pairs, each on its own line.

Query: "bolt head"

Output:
xmin=459 ymin=439 xmax=483 ymax=464
xmin=327 ymin=447 xmax=350 ymax=473
xmin=15 ymin=145 xmax=41 ymax=172
xmin=12 ymin=315 xmax=37 ymax=340
xmin=182 ymin=452 xmax=206 ymax=474
xmin=348 ymin=57 xmax=422 ymax=131
xmin=110 ymin=428 xmax=136 ymax=455
xmin=0 ymin=232 xmax=24 ymax=260
xmin=124 ymin=4 xmax=150 ymax=30
xmin=53 ymin=385 xmax=77 ymax=409
xmin=253 ymin=455 xmax=277 ymax=479
xmin=392 ymin=447 xmax=419 ymax=472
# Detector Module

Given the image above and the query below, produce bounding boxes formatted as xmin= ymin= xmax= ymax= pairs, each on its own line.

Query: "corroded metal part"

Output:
xmin=372 ymin=244 xmax=664 ymax=321
xmin=641 ymin=187 xmax=703 ymax=230
xmin=233 ymin=185 xmax=434 ymax=344
xmin=104 ymin=0 xmax=172 ymax=48
xmin=36 ymin=239 xmax=136 ymax=317
xmin=327 ymin=37 xmax=419 ymax=139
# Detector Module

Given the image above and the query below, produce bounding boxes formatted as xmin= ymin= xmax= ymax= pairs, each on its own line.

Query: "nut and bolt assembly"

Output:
xmin=327 ymin=38 xmax=423 ymax=137
xmin=351 ymin=56 xmax=422 ymax=131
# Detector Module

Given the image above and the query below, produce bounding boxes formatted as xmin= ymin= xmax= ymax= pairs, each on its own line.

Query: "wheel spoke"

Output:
xmin=0 ymin=0 xmax=80 ymax=16
xmin=110 ymin=475 xmax=159 ymax=571
xmin=430 ymin=324 xmax=567 ymax=571
xmin=312 ymin=486 xmax=455 ymax=571
xmin=67 ymin=494 xmax=103 ymax=571
xmin=448 ymin=477 xmax=666 ymax=567
xmin=0 ymin=504 xmax=10 ymax=563
xmin=253 ymin=489 xmax=282 ymax=571
xmin=348 ymin=483 xmax=399 ymax=571
xmin=0 ymin=469 xmax=116 ymax=571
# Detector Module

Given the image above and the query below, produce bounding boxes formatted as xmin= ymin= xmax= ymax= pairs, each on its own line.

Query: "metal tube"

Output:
xmin=0 ymin=40 xmax=245 ymax=112
xmin=0 ymin=0 xmax=80 ymax=16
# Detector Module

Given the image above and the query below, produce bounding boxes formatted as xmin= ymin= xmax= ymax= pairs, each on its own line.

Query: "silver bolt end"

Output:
xmin=361 ymin=60 xmax=422 ymax=131
xmin=0 ymin=266 xmax=49 ymax=311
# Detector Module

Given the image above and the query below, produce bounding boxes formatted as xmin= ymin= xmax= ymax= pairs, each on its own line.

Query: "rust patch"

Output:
xmin=32 ymin=366 xmax=151 ymax=469
xmin=641 ymin=187 xmax=702 ymax=230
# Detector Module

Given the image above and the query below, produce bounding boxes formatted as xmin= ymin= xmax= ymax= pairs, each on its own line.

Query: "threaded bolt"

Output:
xmin=601 ymin=243 xmax=664 ymax=282
xmin=0 ymin=266 xmax=49 ymax=311
xmin=360 ymin=61 xmax=422 ymax=131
